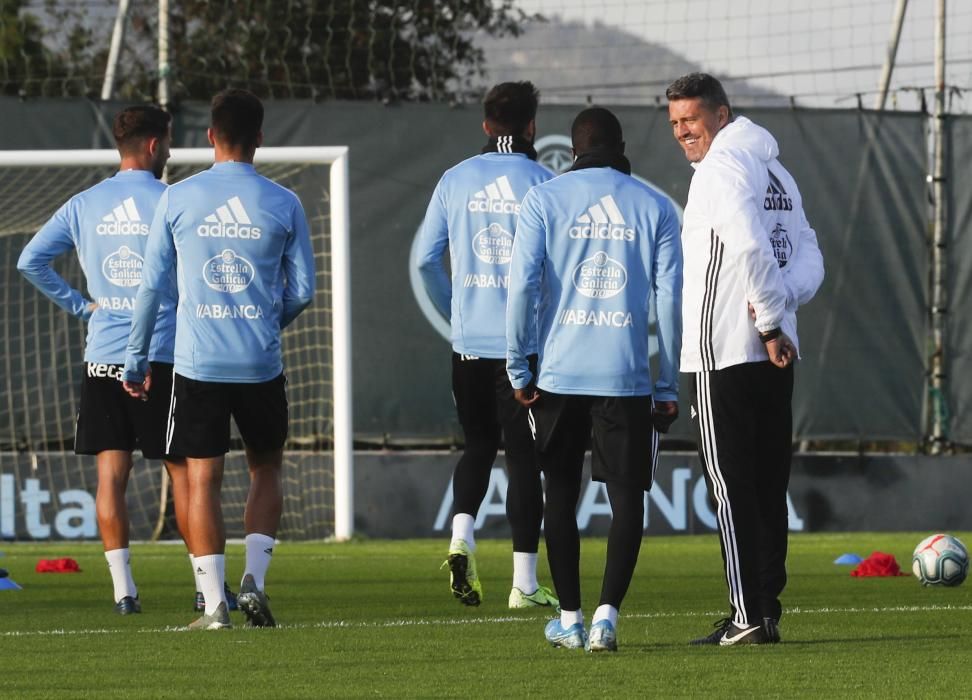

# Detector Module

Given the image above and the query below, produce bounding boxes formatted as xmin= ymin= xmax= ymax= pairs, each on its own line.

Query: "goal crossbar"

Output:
xmin=0 ymin=146 xmax=354 ymax=541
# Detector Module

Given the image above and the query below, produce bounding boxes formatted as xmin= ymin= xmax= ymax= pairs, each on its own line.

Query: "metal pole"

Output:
xmin=101 ymin=0 xmax=131 ymax=101
xmin=330 ymin=150 xmax=354 ymax=540
xmin=875 ymin=0 xmax=909 ymax=111
xmin=929 ymin=0 xmax=948 ymax=452
xmin=158 ymin=0 xmax=171 ymax=110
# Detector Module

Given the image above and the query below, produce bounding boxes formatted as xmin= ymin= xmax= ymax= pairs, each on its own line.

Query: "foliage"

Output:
xmin=1 ymin=1 xmax=538 ymax=101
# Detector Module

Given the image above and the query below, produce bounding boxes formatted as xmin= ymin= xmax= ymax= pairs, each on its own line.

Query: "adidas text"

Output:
xmin=96 ymin=221 xmax=149 ymax=236
xmin=467 ymin=199 xmax=520 ymax=215
xmin=197 ymin=222 xmax=262 ymax=240
xmin=763 ymin=193 xmax=793 ymax=211
xmin=568 ymin=224 xmax=635 ymax=242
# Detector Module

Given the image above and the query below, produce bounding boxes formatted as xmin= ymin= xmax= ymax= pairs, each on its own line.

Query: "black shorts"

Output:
xmin=167 ymin=373 xmax=288 ymax=458
xmin=530 ymin=391 xmax=659 ymax=490
xmin=451 ymin=353 xmax=535 ymax=442
xmin=75 ymin=361 xmax=174 ymax=460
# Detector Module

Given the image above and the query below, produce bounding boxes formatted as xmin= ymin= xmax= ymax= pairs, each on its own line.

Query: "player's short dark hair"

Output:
xmin=112 ymin=105 xmax=170 ymax=153
xmin=210 ymin=89 xmax=264 ymax=150
xmin=571 ymin=107 xmax=624 ymax=154
xmin=666 ymin=72 xmax=733 ymax=116
xmin=483 ymin=81 xmax=539 ymax=136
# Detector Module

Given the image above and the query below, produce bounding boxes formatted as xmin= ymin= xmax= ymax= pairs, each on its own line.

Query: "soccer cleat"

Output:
xmin=114 ymin=595 xmax=141 ymax=615
xmin=444 ymin=540 xmax=482 ymax=606
xmin=237 ymin=574 xmax=276 ymax=628
xmin=508 ymin=585 xmax=559 ymax=610
xmin=763 ymin=617 xmax=781 ymax=643
xmin=587 ymin=619 xmax=618 ymax=652
xmin=187 ymin=601 xmax=232 ymax=631
xmin=690 ymin=617 xmax=732 ymax=645
xmin=690 ymin=617 xmax=769 ymax=646
xmin=544 ymin=619 xmax=588 ymax=649
xmin=719 ymin=621 xmax=768 ymax=646
xmin=193 ymin=583 xmax=239 ymax=612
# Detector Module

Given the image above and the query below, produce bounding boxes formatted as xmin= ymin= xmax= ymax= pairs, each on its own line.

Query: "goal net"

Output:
xmin=0 ymin=147 xmax=352 ymax=542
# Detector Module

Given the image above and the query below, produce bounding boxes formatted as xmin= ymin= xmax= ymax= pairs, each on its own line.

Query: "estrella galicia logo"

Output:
xmin=572 ymin=251 xmax=627 ymax=299
xmin=472 ymin=223 xmax=514 ymax=265
xmin=203 ymin=249 xmax=254 ymax=293
xmin=769 ymin=223 xmax=792 ymax=268
xmin=102 ymin=246 xmax=144 ymax=287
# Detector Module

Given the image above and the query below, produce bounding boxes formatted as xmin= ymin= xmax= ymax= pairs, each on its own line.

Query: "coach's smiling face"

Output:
xmin=668 ymin=97 xmax=729 ymax=163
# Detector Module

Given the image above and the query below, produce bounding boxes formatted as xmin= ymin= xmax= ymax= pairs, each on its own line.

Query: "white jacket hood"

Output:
xmin=706 ymin=116 xmax=779 ymax=164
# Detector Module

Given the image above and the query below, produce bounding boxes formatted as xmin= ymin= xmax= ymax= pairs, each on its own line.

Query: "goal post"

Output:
xmin=0 ymin=146 xmax=353 ymax=541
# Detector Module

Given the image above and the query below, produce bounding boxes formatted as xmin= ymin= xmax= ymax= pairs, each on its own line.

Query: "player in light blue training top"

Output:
xmin=507 ymin=107 xmax=682 ymax=652
xmin=16 ymin=105 xmax=195 ymax=616
xmin=123 ymin=89 xmax=315 ymax=631
xmin=415 ymin=82 xmax=559 ymax=612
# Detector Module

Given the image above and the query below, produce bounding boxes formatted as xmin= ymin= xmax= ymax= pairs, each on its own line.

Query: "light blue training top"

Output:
xmin=507 ymin=166 xmax=683 ymax=398
xmin=17 ymin=170 xmax=176 ymax=365
xmin=415 ymin=152 xmax=553 ymax=358
xmin=124 ymin=161 xmax=315 ymax=383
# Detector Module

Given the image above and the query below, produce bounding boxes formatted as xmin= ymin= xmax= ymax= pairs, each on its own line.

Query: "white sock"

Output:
xmin=104 ymin=548 xmax=137 ymax=603
xmin=243 ymin=533 xmax=275 ymax=591
xmin=592 ymin=604 xmax=618 ymax=627
xmin=561 ymin=608 xmax=583 ymax=629
xmin=189 ymin=554 xmax=201 ymax=591
xmin=194 ymin=554 xmax=227 ymax=615
xmin=451 ymin=513 xmax=475 ymax=550
xmin=512 ymin=552 xmax=538 ymax=593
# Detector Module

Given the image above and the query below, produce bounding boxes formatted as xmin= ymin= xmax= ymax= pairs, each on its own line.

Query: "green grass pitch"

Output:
xmin=1 ymin=532 xmax=970 ymax=697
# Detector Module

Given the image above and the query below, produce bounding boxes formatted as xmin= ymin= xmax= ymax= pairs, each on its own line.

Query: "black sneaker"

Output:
xmin=763 ymin=617 xmax=781 ymax=643
xmin=194 ymin=583 xmax=239 ymax=612
xmin=114 ymin=595 xmax=141 ymax=615
xmin=719 ymin=621 xmax=768 ymax=646
xmin=690 ymin=617 xmax=732 ymax=645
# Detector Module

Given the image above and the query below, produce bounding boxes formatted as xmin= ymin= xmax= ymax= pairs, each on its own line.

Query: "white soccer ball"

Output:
xmin=912 ymin=534 xmax=969 ymax=587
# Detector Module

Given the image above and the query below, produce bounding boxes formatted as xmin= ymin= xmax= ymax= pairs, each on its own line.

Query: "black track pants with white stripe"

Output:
xmin=692 ymin=362 xmax=794 ymax=625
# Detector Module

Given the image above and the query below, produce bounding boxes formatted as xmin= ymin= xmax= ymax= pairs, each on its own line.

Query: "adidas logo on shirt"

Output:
xmin=467 ymin=175 xmax=521 ymax=215
xmin=764 ymin=171 xmax=793 ymax=211
xmin=197 ymin=196 xmax=262 ymax=239
xmin=96 ymin=197 xmax=149 ymax=236
xmin=569 ymin=195 xmax=635 ymax=242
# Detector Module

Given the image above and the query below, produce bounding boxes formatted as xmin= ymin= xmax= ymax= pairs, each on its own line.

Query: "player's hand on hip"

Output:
xmin=514 ymin=385 xmax=540 ymax=407
xmin=652 ymin=400 xmax=679 ymax=433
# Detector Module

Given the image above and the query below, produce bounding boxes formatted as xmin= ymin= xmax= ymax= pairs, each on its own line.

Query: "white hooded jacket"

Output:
xmin=680 ymin=116 xmax=824 ymax=372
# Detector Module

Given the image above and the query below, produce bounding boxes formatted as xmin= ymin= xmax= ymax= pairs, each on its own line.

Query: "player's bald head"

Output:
xmin=571 ymin=107 xmax=624 ymax=156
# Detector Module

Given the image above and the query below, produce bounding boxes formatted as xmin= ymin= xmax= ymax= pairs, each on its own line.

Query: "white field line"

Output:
xmin=2 ymin=603 xmax=971 ymax=639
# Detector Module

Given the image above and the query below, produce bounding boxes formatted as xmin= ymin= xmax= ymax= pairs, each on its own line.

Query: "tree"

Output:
xmin=0 ymin=0 xmax=57 ymax=95
xmin=166 ymin=0 xmax=538 ymax=101
xmin=7 ymin=0 xmax=538 ymax=101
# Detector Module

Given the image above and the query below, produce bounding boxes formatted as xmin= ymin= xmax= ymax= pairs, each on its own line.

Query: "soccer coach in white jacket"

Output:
xmin=666 ymin=73 xmax=824 ymax=646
